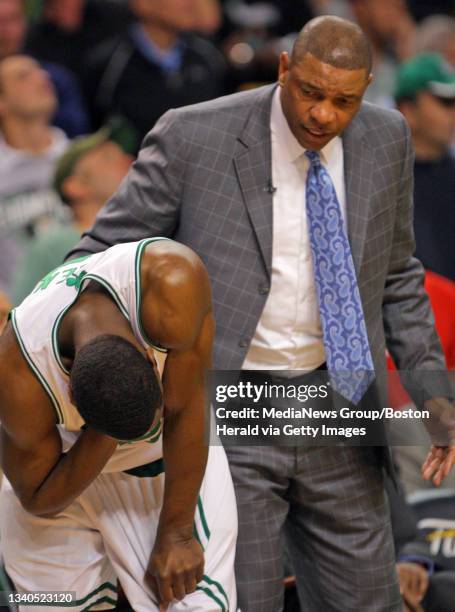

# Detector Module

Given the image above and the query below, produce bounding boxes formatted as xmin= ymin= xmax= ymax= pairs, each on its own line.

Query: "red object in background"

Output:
xmin=387 ymin=270 xmax=455 ymax=408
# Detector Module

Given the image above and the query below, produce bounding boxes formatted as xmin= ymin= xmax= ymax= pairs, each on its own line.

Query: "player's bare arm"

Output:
xmin=0 ymin=324 xmax=117 ymax=517
xmin=140 ymin=242 xmax=214 ymax=605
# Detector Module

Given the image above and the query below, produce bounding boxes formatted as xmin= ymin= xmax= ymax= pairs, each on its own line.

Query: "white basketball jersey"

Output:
xmin=11 ymin=238 xmax=170 ymax=472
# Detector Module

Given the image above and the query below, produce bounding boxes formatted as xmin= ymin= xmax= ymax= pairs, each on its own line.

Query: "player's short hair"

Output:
xmin=70 ymin=334 xmax=162 ymax=440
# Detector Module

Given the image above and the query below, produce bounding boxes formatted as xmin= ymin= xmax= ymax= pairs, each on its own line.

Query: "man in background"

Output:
xmin=85 ymin=0 xmax=225 ymax=149
xmin=414 ymin=15 xmax=455 ymax=70
xmin=395 ymin=53 xmax=455 ymax=282
xmin=24 ymin=0 xmax=130 ymax=91
xmin=13 ymin=125 xmax=133 ymax=303
xmin=0 ymin=54 xmax=68 ymax=296
xmin=0 ymin=0 xmax=89 ymax=136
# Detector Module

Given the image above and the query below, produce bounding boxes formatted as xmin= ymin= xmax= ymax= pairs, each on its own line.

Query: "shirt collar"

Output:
xmin=270 ymin=86 xmax=341 ymax=165
xmin=130 ymin=24 xmax=184 ymax=72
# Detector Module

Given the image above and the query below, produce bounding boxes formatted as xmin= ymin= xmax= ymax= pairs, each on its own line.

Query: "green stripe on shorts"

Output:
xmin=48 ymin=582 xmax=117 ymax=608
xmin=201 ymin=574 xmax=229 ymax=611
xmin=81 ymin=595 xmax=117 ymax=611
xmin=196 ymin=585 xmax=226 ymax=611
xmin=198 ymin=496 xmax=211 ymax=540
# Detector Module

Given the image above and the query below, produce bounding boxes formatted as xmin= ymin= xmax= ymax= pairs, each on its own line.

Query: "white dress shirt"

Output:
xmin=242 ymin=86 xmax=346 ymax=371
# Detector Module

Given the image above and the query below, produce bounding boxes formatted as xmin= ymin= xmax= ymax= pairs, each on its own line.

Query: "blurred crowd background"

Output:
xmin=0 ymin=1 xmax=454 ymax=610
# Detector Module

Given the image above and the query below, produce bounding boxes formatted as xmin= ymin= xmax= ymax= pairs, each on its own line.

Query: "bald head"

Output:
xmin=292 ymin=16 xmax=372 ymax=75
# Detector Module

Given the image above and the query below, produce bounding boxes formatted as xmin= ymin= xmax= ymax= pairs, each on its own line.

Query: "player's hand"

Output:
xmin=397 ymin=562 xmax=428 ymax=609
xmin=146 ymin=530 xmax=204 ymax=608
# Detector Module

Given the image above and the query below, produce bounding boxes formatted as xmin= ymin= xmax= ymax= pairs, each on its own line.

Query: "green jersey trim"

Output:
xmin=51 ymin=273 xmax=130 ymax=377
xmin=134 ymin=237 xmax=171 ymax=353
xmin=124 ymin=457 xmax=164 ymax=478
xmin=10 ymin=309 xmax=64 ymax=424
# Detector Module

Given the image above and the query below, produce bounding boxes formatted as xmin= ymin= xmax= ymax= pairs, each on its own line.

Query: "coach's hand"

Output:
xmin=422 ymin=397 xmax=455 ymax=486
xmin=147 ymin=529 xmax=204 ymax=607
xmin=422 ymin=445 xmax=455 ymax=486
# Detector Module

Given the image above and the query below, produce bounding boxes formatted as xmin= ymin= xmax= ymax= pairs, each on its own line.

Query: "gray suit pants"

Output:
xmin=225 ymin=444 xmax=402 ymax=611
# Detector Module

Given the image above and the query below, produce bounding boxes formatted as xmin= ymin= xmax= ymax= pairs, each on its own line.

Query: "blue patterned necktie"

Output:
xmin=305 ymin=150 xmax=375 ymax=404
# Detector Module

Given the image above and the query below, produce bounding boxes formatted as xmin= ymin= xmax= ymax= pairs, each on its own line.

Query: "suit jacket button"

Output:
xmin=258 ymin=284 xmax=270 ymax=295
xmin=238 ymin=338 xmax=249 ymax=348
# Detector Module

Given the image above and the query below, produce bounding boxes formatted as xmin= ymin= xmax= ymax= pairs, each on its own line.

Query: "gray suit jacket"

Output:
xmin=71 ymin=84 xmax=445 ymax=397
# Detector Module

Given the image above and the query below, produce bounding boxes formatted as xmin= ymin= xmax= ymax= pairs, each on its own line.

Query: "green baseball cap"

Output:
xmin=394 ymin=53 xmax=455 ymax=100
xmin=54 ymin=117 xmax=137 ymax=202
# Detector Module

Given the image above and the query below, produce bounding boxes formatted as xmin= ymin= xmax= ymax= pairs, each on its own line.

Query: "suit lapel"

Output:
xmin=343 ymin=117 xmax=375 ymax=275
xmin=233 ymin=90 xmax=375 ymax=278
xmin=234 ymin=85 xmax=275 ymax=278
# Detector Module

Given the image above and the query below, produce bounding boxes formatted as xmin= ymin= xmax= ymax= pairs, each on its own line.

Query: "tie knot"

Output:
xmin=305 ymin=150 xmax=321 ymax=166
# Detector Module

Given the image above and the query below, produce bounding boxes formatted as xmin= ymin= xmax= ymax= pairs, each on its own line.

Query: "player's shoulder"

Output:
xmin=139 ymin=240 xmax=212 ymax=344
xmin=142 ymin=239 xmax=208 ymax=286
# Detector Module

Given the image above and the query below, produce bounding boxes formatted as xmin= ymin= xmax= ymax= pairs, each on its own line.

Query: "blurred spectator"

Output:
xmin=395 ymin=53 xmax=455 ymax=282
xmin=193 ymin=0 xmax=222 ymax=37
xmin=0 ymin=54 xmax=68 ymax=295
xmin=85 ymin=0 xmax=226 ymax=150
xmin=13 ymin=125 xmax=133 ymax=303
xmin=386 ymin=475 xmax=455 ymax=612
xmin=24 ymin=0 xmax=132 ymax=88
xmin=414 ymin=15 xmax=455 ymax=70
xmin=0 ymin=0 xmax=25 ymax=57
xmin=0 ymin=0 xmax=89 ymax=136
xmin=0 ymin=232 xmax=18 ymax=291
xmin=349 ymin=0 xmax=416 ymax=107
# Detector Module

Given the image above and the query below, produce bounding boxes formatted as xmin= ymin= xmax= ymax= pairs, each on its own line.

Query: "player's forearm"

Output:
xmin=24 ymin=429 xmax=117 ymax=517
xmin=158 ymin=401 xmax=208 ymax=538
